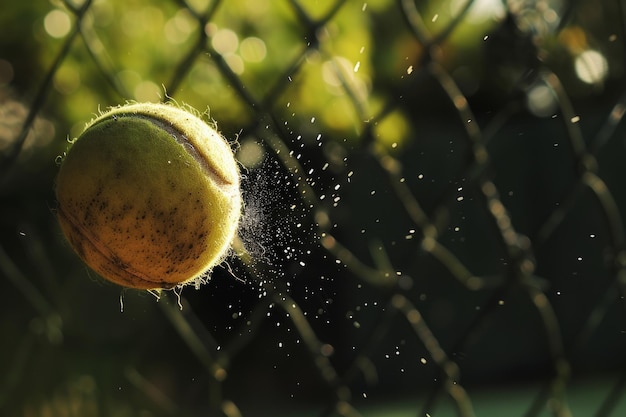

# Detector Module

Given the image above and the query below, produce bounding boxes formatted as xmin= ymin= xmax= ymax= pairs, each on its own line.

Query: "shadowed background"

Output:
xmin=2 ymin=0 xmax=626 ymax=416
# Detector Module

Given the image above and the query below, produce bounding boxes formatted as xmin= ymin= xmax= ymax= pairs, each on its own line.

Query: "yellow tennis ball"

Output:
xmin=55 ymin=102 xmax=242 ymax=290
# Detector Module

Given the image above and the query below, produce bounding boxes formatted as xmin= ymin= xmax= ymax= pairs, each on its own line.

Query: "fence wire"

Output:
xmin=2 ymin=0 xmax=626 ymax=416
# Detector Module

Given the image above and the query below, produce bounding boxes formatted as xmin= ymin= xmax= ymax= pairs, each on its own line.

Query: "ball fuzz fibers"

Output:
xmin=55 ymin=102 xmax=242 ymax=290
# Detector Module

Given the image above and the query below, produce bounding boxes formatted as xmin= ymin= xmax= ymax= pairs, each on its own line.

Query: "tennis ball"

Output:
xmin=55 ymin=102 xmax=241 ymax=290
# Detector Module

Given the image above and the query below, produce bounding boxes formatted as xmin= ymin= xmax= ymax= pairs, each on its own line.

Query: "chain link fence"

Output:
xmin=2 ymin=0 xmax=626 ymax=416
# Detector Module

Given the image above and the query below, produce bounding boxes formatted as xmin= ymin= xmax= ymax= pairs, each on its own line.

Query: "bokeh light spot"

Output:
xmin=237 ymin=138 xmax=266 ymax=169
xmin=212 ymin=28 xmax=239 ymax=55
xmin=526 ymin=84 xmax=557 ymax=117
xmin=450 ymin=0 xmax=505 ymax=24
xmin=575 ymin=50 xmax=609 ymax=85
xmin=240 ymin=37 xmax=267 ymax=63
xmin=44 ymin=9 xmax=71 ymax=39
xmin=225 ymin=54 xmax=244 ymax=74
xmin=164 ymin=9 xmax=195 ymax=44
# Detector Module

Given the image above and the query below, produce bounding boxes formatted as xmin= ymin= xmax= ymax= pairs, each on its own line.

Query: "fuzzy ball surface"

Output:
xmin=56 ymin=102 xmax=242 ymax=290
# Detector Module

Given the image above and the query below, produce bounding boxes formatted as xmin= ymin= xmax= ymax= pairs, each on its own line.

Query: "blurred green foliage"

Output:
xmin=2 ymin=0 xmax=623 ymax=160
